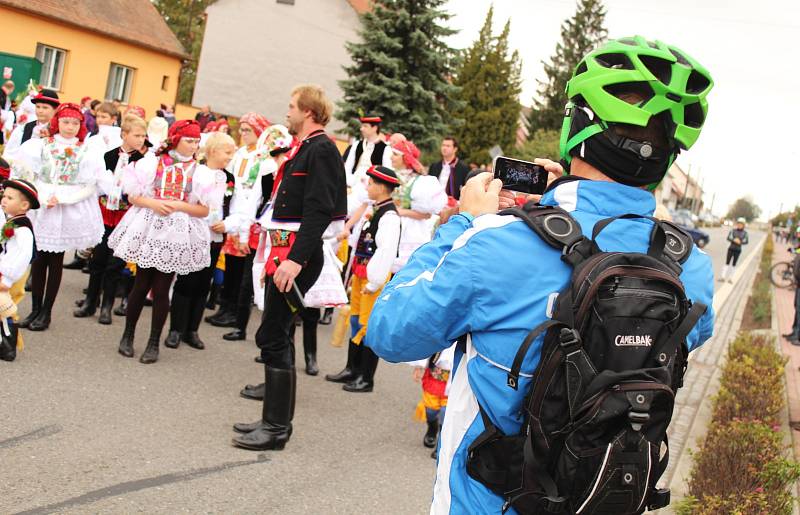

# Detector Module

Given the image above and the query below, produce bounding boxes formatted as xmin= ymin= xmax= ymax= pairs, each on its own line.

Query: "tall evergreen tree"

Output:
xmin=336 ymin=0 xmax=459 ymax=149
xmin=450 ymin=7 xmax=522 ymax=164
xmin=528 ymin=0 xmax=607 ymax=132
xmin=152 ymin=0 xmax=217 ymax=104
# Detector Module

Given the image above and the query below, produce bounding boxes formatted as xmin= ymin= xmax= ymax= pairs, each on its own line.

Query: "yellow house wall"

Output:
xmin=0 ymin=6 xmax=181 ymax=118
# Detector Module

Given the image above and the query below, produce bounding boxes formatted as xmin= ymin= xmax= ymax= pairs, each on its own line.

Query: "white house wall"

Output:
xmin=193 ymin=0 xmax=360 ymax=134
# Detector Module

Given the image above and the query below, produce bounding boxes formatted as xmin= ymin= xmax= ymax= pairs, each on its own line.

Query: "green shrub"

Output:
xmin=685 ymin=420 xmax=800 ymax=515
xmin=713 ymin=356 xmax=784 ymax=425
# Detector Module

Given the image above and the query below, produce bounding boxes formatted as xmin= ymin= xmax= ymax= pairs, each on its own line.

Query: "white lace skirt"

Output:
xmin=108 ymin=206 xmax=211 ymax=274
xmin=31 ymin=197 xmax=104 ymax=253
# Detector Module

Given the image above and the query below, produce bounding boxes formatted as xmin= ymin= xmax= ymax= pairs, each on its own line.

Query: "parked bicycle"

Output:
xmin=771 ymin=251 xmax=798 ymax=289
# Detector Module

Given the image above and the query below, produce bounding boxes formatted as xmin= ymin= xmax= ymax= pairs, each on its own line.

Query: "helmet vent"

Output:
xmin=686 ymin=70 xmax=711 ymax=94
xmin=669 ymin=48 xmax=690 ymax=66
xmin=603 ymin=82 xmax=655 ymax=104
xmin=575 ymin=61 xmax=588 ymax=75
xmin=619 ymin=37 xmax=637 ymax=46
xmin=684 ymin=102 xmax=705 ymax=128
xmin=646 ymin=40 xmax=659 ymax=49
xmin=639 ymin=55 xmax=673 ymax=84
xmin=595 ymin=53 xmax=634 ymax=70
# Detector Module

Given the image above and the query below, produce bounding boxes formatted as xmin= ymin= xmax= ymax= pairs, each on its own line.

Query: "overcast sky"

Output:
xmin=443 ymin=0 xmax=799 ymax=219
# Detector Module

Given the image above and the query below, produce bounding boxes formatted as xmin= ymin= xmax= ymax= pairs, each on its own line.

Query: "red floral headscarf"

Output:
xmin=125 ymin=105 xmax=146 ymax=119
xmin=391 ymin=139 xmax=422 ymax=173
xmin=49 ymin=102 xmax=87 ymax=142
xmin=164 ymin=119 xmax=201 ymax=152
xmin=239 ymin=112 xmax=271 ymax=137
xmin=203 ymin=120 xmax=219 ymax=133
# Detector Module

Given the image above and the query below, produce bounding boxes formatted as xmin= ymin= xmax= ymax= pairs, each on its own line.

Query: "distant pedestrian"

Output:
xmin=720 ymin=217 xmax=749 ymax=283
xmin=195 ymin=105 xmax=216 ymax=131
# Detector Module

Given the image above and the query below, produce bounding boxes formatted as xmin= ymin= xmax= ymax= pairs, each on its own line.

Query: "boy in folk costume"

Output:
xmin=3 ymin=89 xmax=59 ymax=162
xmin=328 ymin=166 xmax=401 ymax=393
xmin=109 ymin=120 xmax=224 ymax=364
xmin=0 ymin=178 xmax=38 ymax=361
xmin=13 ymin=103 xmax=105 ymax=332
xmin=206 ymin=112 xmax=270 ymax=330
xmin=85 ymin=102 xmax=122 ymax=153
xmin=164 ymin=132 xmax=235 ymax=351
xmin=74 ymin=115 xmax=148 ymax=324
xmin=410 ymin=345 xmax=455 ymax=458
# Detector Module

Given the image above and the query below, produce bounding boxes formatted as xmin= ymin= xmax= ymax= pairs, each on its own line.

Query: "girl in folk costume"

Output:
xmin=410 ymin=344 xmax=456 ymax=458
xmin=389 ymin=140 xmax=447 ymax=271
xmin=206 ymin=113 xmax=270 ymax=332
xmin=164 ymin=132 xmax=233 ymax=351
xmin=108 ymin=120 xmax=224 ymax=364
xmin=221 ymin=120 xmax=293 ymax=344
xmin=14 ymin=103 xmax=105 ymax=332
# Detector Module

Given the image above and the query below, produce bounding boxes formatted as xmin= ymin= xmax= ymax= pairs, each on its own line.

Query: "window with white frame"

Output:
xmin=105 ymin=63 xmax=135 ymax=103
xmin=35 ymin=44 xmax=66 ymax=90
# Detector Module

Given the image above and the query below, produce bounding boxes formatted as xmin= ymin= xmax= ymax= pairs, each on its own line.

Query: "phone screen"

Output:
xmin=493 ymin=156 xmax=548 ymax=195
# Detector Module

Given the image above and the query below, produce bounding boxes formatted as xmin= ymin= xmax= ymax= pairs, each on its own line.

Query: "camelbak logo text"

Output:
xmin=614 ymin=335 xmax=653 ymax=347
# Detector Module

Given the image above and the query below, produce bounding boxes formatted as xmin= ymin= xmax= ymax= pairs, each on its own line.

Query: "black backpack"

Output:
xmin=466 ymin=203 xmax=707 ymax=515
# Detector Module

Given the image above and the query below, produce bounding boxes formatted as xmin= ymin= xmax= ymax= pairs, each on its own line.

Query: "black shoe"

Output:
xmin=430 ymin=449 xmax=438 ymax=460
xmin=232 ymin=367 xmax=296 ymax=451
xmin=423 ymin=418 xmax=439 ymax=448
xmin=783 ymin=332 xmax=799 ymax=339
xmin=98 ymin=304 xmax=113 ymax=325
xmin=75 ymin=298 xmax=84 ymax=307
xmin=139 ymin=336 xmax=159 ymax=364
xmin=28 ymin=301 xmax=53 ymax=331
xmin=164 ymin=330 xmax=181 ymax=349
xmin=319 ymin=308 xmax=333 ymax=325
xmin=254 ymin=355 xmax=264 ymax=364
xmin=114 ymin=297 xmax=128 ymax=317
xmin=0 ymin=320 xmax=19 ymax=362
xmin=208 ymin=311 xmax=237 ymax=328
xmin=325 ymin=367 xmax=355 ymax=383
xmin=182 ymin=332 xmax=205 ymax=350
xmin=73 ymin=300 xmax=97 ymax=318
xmin=118 ymin=327 xmax=135 ymax=358
xmin=342 ymin=376 xmax=374 ymax=393
xmin=63 ymin=256 xmax=86 ymax=270
xmin=223 ymin=329 xmax=246 ymax=341
xmin=240 ymin=383 xmax=265 ymax=400
xmin=18 ymin=296 xmax=42 ymax=329
xmin=81 ymin=264 xmax=91 ymax=274
xmin=204 ymin=304 xmax=230 ymax=325
xmin=24 ymin=275 xmax=32 ymax=292
xmin=305 ymin=353 xmax=319 ymax=376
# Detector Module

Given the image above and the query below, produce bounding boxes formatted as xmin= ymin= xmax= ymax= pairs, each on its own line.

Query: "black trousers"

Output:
xmin=233 ymin=253 xmax=255 ymax=331
xmin=222 ymin=254 xmax=246 ymax=307
xmin=791 ymin=287 xmax=800 ymax=337
xmin=89 ymin=225 xmax=126 ymax=295
xmin=255 ymin=245 xmax=323 ymax=369
xmin=726 ymin=247 xmax=742 ymax=266
xmin=174 ymin=243 xmax=222 ymax=298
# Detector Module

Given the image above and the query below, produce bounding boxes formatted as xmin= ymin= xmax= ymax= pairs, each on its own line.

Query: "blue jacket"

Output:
xmin=365 ymin=179 xmax=715 ymax=514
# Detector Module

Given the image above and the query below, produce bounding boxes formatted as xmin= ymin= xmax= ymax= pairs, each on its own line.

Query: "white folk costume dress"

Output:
xmin=223 ymin=144 xmax=273 ymax=249
xmin=14 ymin=134 xmax=104 ymax=252
xmin=108 ymin=151 xmax=225 ymax=274
xmin=392 ymin=168 xmax=447 ymax=272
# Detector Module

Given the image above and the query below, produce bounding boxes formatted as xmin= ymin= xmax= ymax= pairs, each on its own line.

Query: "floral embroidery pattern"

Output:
xmin=225 ymin=181 xmax=235 ymax=197
xmin=0 ymin=220 xmax=15 ymax=246
xmin=41 ymin=138 xmax=87 ymax=185
xmin=154 ymin=156 xmax=195 ymax=201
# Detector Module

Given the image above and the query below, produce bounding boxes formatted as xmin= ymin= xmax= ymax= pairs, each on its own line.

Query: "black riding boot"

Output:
xmin=63 ymin=252 xmax=86 ymax=270
xmin=182 ymin=296 xmax=206 ymax=350
xmin=343 ymin=345 xmax=378 ymax=393
xmin=74 ymin=272 xmax=101 ymax=318
xmin=18 ymin=295 xmax=41 ymax=329
xmin=424 ymin=416 xmax=440 ymax=448
xmin=164 ymin=291 xmax=189 ymax=349
xmin=28 ymin=300 xmax=53 ymax=331
xmin=232 ymin=367 xmax=296 ymax=449
xmin=0 ymin=319 xmax=18 ymax=362
xmin=303 ymin=319 xmax=318 ymax=376
xmin=324 ymin=339 xmax=359 ymax=383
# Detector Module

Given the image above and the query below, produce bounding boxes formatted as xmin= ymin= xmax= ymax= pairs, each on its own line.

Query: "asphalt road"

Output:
xmin=0 ymin=225 xmax=763 ymax=514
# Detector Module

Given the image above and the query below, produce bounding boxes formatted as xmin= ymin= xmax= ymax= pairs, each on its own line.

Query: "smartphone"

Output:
xmin=492 ymin=156 xmax=548 ymax=195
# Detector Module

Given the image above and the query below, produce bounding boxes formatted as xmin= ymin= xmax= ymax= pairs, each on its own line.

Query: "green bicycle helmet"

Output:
xmin=559 ymin=36 xmax=713 ymax=186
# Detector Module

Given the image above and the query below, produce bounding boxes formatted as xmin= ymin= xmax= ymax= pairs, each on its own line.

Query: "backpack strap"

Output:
xmin=652 ymin=301 xmax=707 ymax=367
xmin=499 ymin=202 xmax=595 ymax=267
xmin=655 ymin=220 xmax=694 ymax=268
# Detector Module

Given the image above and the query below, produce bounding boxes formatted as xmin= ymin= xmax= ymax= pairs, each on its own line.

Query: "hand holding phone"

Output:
xmin=492 ymin=156 xmax=549 ymax=195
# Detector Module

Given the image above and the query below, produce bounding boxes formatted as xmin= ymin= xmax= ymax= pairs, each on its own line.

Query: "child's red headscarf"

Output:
xmin=49 ymin=103 xmax=88 ymax=142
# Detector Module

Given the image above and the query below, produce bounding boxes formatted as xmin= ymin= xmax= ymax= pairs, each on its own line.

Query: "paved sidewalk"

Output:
xmin=660 ymin=234 xmax=765 ymax=507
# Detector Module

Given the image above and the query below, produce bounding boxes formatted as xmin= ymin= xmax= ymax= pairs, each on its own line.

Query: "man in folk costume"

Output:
xmin=232 ymin=85 xmax=347 ymax=451
xmin=2 ymin=89 xmax=59 ymax=162
xmin=0 ymin=178 xmax=38 ymax=361
xmin=342 ymin=115 xmax=392 ymax=182
xmin=428 ymin=136 xmax=470 ymax=201
xmin=206 ymin=112 xmax=270 ymax=331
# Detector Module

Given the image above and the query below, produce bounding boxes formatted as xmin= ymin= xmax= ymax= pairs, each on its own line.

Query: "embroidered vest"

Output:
xmin=355 ymin=199 xmax=397 ymax=261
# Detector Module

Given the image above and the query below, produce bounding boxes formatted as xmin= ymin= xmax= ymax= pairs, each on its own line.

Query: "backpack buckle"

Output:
xmin=628 ymin=410 xmax=650 ymax=431
xmin=558 ymin=328 xmax=581 ymax=352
